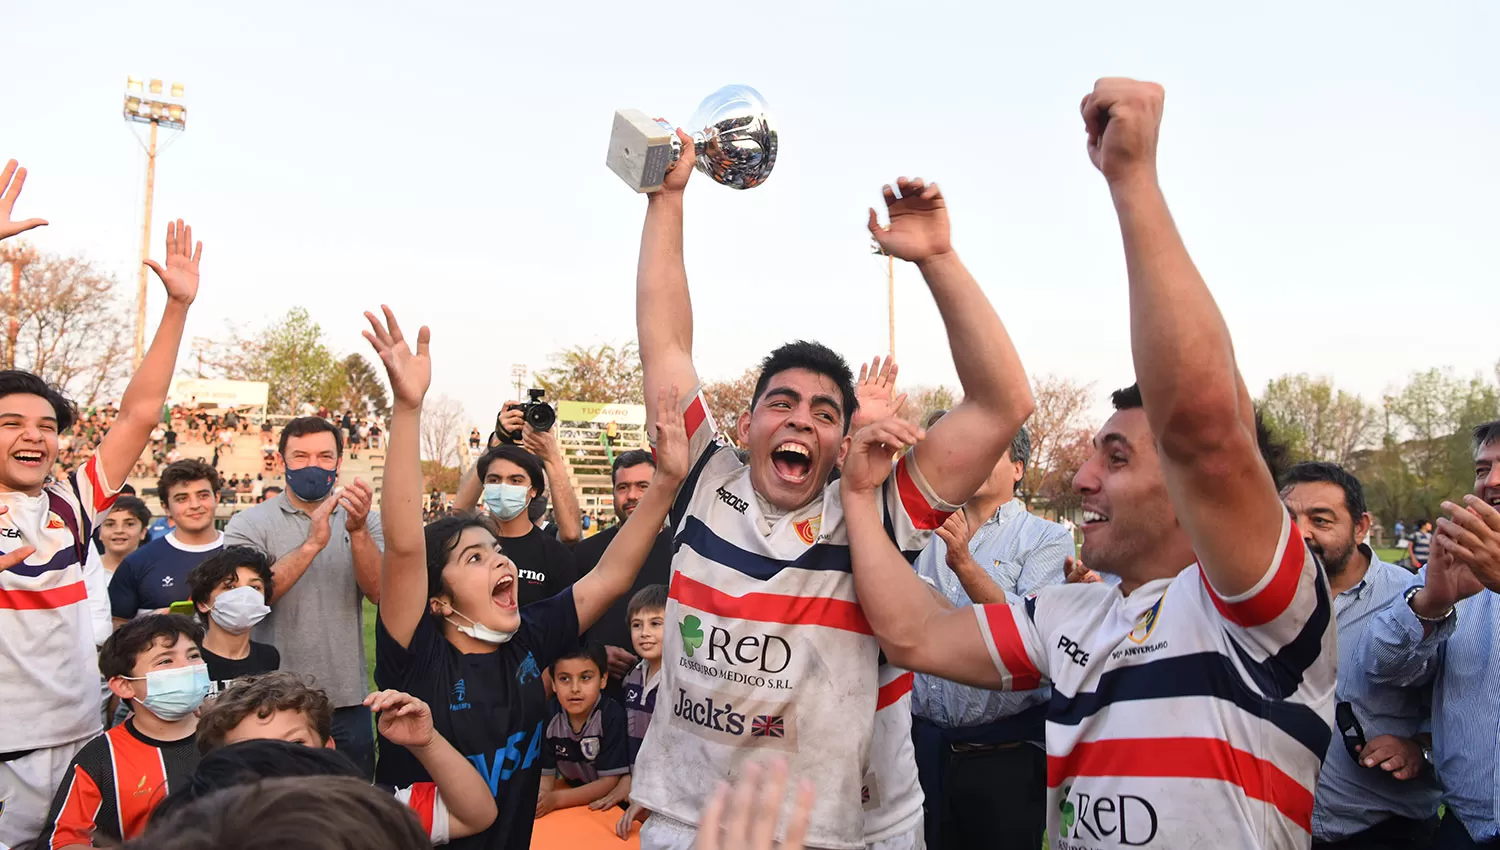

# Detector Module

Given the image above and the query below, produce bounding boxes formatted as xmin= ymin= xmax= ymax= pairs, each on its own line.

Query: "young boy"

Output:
xmin=622 ymin=584 xmax=666 ymax=762
xmin=186 ymin=545 xmax=280 ymax=695
xmin=35 ymin=614 xmax=209 ymax=847
xmin=194 ymin=671 xmax=497 ymax=843
xmin=535 ymin=642 xmax=630 ymax=819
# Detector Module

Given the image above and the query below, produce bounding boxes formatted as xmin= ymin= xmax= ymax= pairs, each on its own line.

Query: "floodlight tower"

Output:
xmin=122 ymin=77 xmax=187 ymax=367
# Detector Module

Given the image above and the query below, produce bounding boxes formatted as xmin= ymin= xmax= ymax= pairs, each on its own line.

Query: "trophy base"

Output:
xmin=607 ymin=109 xmax=676 ymax=193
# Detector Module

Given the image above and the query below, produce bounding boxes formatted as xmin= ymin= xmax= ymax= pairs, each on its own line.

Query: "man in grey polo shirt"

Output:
xmin=224 ymin=416 xmax=382 ymax=776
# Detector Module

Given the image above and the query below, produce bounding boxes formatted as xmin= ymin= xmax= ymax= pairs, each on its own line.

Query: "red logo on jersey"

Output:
xmin=45 ymin=512 xmax=65 ymax=530
xmin=793 ymin=518 xmax=820 ymax=545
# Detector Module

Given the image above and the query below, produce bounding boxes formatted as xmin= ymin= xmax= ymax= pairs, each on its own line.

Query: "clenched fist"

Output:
xmin=1081 ymin=78 xmax=1165 ymax=188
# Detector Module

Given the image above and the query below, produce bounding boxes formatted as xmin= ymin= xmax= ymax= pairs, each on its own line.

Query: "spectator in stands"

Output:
xmin=469 ymin=428 xmax=481 ymax=451
xmin=1362 ymin=420 xmax=1500 ymax=847
xmin=573 ymin=449 xmax=672 ymax=702
xmin=1281 ymin=462 xmax=1441 ymax=847
xmin=458 ymin=445 xmax=577 ymax=607
xmin=223 ymin=416 xmax=382 ymax=778
xmin=236 ymin=476 xmax=252 ymax=496
xmin=908 ymin=424 xmax=1071 ymax=850
xmin=34 ymin=614 xmax=208 ymax=847
xmin=260 ymin=419 xmax=273 ymax=445
xmin=257 ymin=485 xmax=283 ymax=505
xmin=187 ymin=545 xmax=279 ymax=696
xmin=367 ymin=421 xmax=383 ymax=452
xmin=110 ymin=459 xmax=225 ymax=627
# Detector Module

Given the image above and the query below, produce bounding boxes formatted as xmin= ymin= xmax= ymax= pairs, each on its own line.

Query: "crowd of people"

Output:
xmin=2 ymin=78 xmax=1499 ymax=850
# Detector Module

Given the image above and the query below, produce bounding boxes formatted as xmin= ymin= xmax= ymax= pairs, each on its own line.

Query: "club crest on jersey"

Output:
xmin=794 ymin=517 xmax=821 ymax=545
xmin=45 ymin=511 xmax=65 ymax=530
xmin=1129 ymin=597 xmax=1164 ymax=644
xmin=580 ymin=736 xmax=600 ymax=760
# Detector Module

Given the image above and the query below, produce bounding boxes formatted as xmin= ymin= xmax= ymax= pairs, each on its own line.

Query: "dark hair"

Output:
xmin=157 ymin=459 xmax=222 ymax=508
xmin=925 ymin=409 xmax=949 ymax=428
xmin=627 ymin=584 xmax=669 ymax=621
xmin=1280 ymin=462 xmax=1368 ymax=519
xmin=100 ymin=614 xmax=204 ymax=680
xmin=0 ymin=369 xmax=76 ymax=433
xmin=1474 ymin=419 xmax=1500 ymax=454
xmin=476 ymin=445 xmax=545 ymax=496
xmin=1110 ymin=383 xmax=1143 ymax=410
xmin=1110 ymin=384 xmax=1291 ymax=482
xmin=196 ymin=673 xmax=332 ymax=755
xmin=188 ymin=546 xmax=275 ymax=612
xmin=612 ymin=449 xmax=655 ymax=483
xmin=277 ymin=417 xmax=343 ymax=461
xmin=422 ymin=513 xmax=500 ymax=598
xmin=752 ymin=341 xmax=858 ymax=434
xmin=140 ymin=775 xmax=428 ymax=850
xmin=104 ymin=495 xmax=154 ymax=542
xmin=554 ymin=640 xmax=607 ymax=675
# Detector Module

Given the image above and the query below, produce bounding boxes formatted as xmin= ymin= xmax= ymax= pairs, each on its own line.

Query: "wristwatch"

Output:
xmin=1404 ymin=586 xmax=1455 ymax=624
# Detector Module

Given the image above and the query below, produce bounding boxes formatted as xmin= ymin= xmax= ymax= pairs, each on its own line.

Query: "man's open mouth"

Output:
xmin=491 ymin=574 xmax=517 ymax=611
xmin=771 ymin=441 xmax=813 ymax=484
xmin=13 ymin=451 xmax=44 ymax=467
xmin=1082 ymin=508 xmax=1110 ymax=526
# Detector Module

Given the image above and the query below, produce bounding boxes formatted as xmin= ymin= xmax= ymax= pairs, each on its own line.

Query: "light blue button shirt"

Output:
xmin=1311 ymin=550 xmax=1441 ymax=841
xmin=911 ymin=499 xmax=1071 ymax=729
xmin=1360 ymin=567 xmax=1500 ymax=842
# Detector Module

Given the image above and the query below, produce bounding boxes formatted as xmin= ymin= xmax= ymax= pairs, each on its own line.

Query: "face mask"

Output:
xmin=124 ymin=663 xmax=210 ymax=720
xmin=483 ymin=483 xmax=531 ymax=521
xmin=209 ymin=585 xmax=271 ymax=634
xmin=286 ymin=464 xmax=337 ymax=501
xmin=442 ymin=604 xmax=515 ymax=645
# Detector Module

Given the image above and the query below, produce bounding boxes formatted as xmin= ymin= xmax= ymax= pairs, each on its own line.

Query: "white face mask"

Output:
xmin=442 ymin=604 xmax=515 ymax=645
xmin=208 ymin=585 xmax=271 ymax=634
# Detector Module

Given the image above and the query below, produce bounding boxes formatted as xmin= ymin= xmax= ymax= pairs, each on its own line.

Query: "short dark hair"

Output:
xmin=752 ymin=341 xmax=858 ymax=434
xmin=554 ymin=640 xmax=607 ymax=676
xmin=476 ymin=445 xmax=544 ymax=495
xmin=277 ymin=417 xmax=343 ymax=460
xmin=1474 ymin=419 xmax=1500 ymax=454
xmin=1280 ymin=461 xmax=1368 ymax=519
xmin=1110 ymin=384 xmax=1291 ymax=482
xmin=104 ymin=495 xmax=153 ymax=538
xmin=188 ymin=546 xmax=275 ymax=612
xmin=144 ymin=775 xmax=428 ymax=850
xmin=612 ymin=449 xmax=655 ymax=483
xmin=1110 ymin=383 xmax=1143 ymax=410
xmin=0 ymin=369 xmax=76 ymax=433
xmin=99 ymin=613 xmax=204 ymax=680
xmin=627 ymin=584 xmax=669 ymax=621
xmin=196 ymin=672 xmax=332 ymax=755
xmin=157 ymin=459 xmax=222 ymax=508
xmin=423 ymin=513 xmax=500 ymax=599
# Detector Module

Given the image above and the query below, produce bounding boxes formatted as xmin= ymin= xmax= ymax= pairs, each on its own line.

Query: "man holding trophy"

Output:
xmin=618 ymin=88 xmax=1035 ymax=850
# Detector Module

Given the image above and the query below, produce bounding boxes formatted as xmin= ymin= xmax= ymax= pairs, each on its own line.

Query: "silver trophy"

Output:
xmin=607 ymin=85 xmax=777 ymax=193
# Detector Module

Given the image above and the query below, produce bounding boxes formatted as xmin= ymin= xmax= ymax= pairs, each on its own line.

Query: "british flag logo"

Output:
xmin=750 ymin=715 xmax=784 ymax=738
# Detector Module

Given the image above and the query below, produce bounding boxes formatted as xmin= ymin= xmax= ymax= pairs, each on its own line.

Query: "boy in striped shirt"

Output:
xmin=839 ymin=79 xmax=1335 ymax=850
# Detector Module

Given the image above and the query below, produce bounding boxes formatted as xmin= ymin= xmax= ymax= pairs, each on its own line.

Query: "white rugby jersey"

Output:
xmin=973 ymin=512 xmax=1335 ymax=850
xmin=861 ymin=662 xmax=922 ymax=843
xmin=0 ymin=456 xmax=119 ymax=751
xmin=632 ymin=390 xmax=955 ymax=849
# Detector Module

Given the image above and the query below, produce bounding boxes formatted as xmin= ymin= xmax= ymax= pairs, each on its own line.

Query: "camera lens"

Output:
xmin=525 ymin=402 xmax=556 ymax=432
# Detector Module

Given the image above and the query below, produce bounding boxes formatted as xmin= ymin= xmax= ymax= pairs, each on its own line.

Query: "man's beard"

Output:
xmin=1310 ymin=537 xmax=1356 ymax=577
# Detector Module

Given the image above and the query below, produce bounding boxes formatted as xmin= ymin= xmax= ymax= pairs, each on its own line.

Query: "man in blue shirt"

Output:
xmin=109 ymin=459 xmax=223 ymax=625
xmin=1361 ymin=419 xmax=1500 ymax=848
xmin=1281 ymin=462 xmax=1440 ymax=849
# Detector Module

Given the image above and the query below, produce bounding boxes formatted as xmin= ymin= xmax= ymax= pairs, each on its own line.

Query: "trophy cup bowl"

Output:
xmin=607 ymin=85 xmax=778 ymax=193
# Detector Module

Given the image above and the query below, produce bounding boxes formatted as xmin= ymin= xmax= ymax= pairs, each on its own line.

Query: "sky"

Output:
xmin=4 ymin=0 xmax=1497 ymax=429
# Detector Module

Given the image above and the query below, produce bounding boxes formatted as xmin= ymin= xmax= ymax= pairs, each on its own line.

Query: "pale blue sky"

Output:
xmin=5 ymin=0 xmax=1496 ymax=428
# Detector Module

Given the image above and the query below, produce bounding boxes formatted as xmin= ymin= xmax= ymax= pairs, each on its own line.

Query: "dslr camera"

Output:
xmin=496 ymin=388 xmax=556 ymax=444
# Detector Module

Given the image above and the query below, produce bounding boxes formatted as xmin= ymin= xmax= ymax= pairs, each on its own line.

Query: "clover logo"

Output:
xmin=680 ymin=615 xmax=704 ymax=657
xmin=1058 ymin=784 xmax=1074 ymax=838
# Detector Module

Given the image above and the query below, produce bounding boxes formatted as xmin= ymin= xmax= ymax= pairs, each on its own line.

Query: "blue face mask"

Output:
xmin=286 ymin=464 xmax=337 ymax=501
xmin=124 ymin=663 xmax=210 ymax=721
xmin=483 ymin=483 xmax=531 ymax=521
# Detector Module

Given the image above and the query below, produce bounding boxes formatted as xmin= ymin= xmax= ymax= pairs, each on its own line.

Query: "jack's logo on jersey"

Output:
xmin=793 ymin=517 xmax=821 ymax=545
xmin=670 ymin=685 xmax=797 ymax=752
xmin=1128 ymin=598 xmax=1164 ymax=644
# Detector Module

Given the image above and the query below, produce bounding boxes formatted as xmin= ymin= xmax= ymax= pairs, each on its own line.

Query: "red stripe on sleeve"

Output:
xmin=1203 ymin=525 xmax=1307 ymax=628
xmin=670 ymin=573 xmax=873 ymax=635
xmin=983 ymin=605 xmax=1042 ymax=690
xmin=50 ymin=765 xmax=104 ymax=849
xmin=404 ymin=783 xmax=438 ymax=837
xmin=83 ymin=455 xmax=118 ymax=515
xmin=1046 ymin=736 xmax=1314 ymax=833
xmin=683 ymin=395 xmax=708 ymax=441
xmin=876 ymin=672 xmax=913 ymax=710
xmin=894 ymin=456 xmax=952 ymax=531
xmin=0 ymin=579 xmax=89 ymax=610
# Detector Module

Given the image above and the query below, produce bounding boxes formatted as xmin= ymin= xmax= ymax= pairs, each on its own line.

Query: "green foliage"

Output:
xmin=1258 ymin=374 xmax=1377 ymax=465
xmin=340 ymin=353 xmax=390 ymax=418
xmin=535 ymin=341 xmax=644 ymax=405
xmin=204 ymin=307 xmax=346 ymax=415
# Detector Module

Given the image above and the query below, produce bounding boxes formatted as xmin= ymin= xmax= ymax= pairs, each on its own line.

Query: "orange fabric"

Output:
xmin=532 ymin=805 xmax=642 ymax=850
xmin=48 ymin=765 xmax=103 ymax=849
xmin=107 ymin=725 xmax=170 ymax=839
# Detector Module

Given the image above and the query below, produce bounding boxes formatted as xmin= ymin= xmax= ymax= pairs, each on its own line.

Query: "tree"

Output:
xmin=6 ymin=250 xmax=131 ymax=406
xmin=897 ymin=385 xmax=958 ymax=429
xmin=701 ymin=368 xmax=758 ymax=444
xmin=1258 ymin=374 xmax=1377 ymax=465
xmin=199 ymin=307 xmax=345 ymax=415
xmin=340 ymin=353 xmax=390 ymax=419
xmin=536 ymin=342 xmax=643 ymax=405
xmin=421 ymin=394 xmax=467 ymax=470
xmin=422 ymin=460 xmax=461 ymax=495
xmin=1021 ymin=375 xmax=1096 ymax=509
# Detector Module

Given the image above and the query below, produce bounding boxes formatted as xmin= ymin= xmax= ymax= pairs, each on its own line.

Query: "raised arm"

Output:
xmin=868 ymin=181 xmax=1034 ymax=507
xmin=366 ymin=689 xmax=497 ymax=839
xmin=1085 ymin=78 xmax=1282 ymax=596
xmin=523 ymin=426 xmax=582 ymax=544
xmin=96 ymin=219 xmax=200 ymax=490
xmin=841 ymin=419 xmax=1004 ymax=687
xmin=638 ymin=130 xmax=702 ymax=434
xmin=572 ymin=387 xmax=687 ymax=632
xmin=0 ymin=159 xmax=48 ymax=241
xmin=363 ymin=306 xmax=433 ymax=649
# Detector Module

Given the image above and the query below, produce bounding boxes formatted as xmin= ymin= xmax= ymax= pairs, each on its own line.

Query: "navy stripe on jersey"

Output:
xmin=675 ymin=516 xmax=852 ymax=579
xmin=1047 ymin=651 xmax=1333 ymax=758
xmin=1024 ymin=595 xmax=1038 ymax=622
xmin=671 ymin=442 xmax=724 ymax=533
xmin=1227 ymin=556 xmax=1332 ymax=700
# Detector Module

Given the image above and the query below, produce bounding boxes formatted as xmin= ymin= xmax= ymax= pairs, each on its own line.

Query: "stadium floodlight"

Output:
xmin=120 ymin=75 xmax=188 ymax=366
